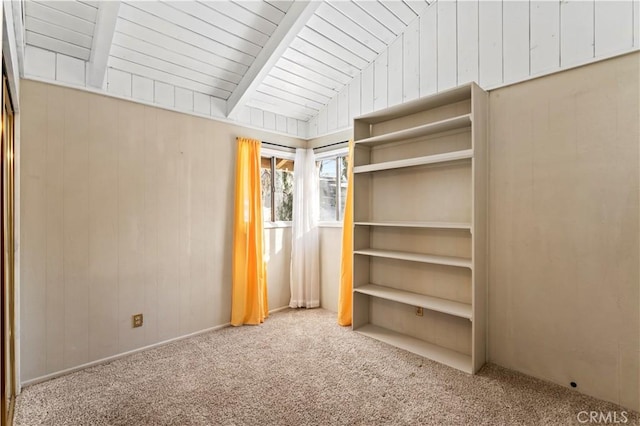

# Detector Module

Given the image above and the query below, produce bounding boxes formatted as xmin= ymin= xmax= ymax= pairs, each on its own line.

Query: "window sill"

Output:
xmin=318 ymin=222 xmax=343 ymax=228
xmin=265 ymin=222 xmax=343 ymax=229
xmin=264 ymin=222 xmax=292 ymax=229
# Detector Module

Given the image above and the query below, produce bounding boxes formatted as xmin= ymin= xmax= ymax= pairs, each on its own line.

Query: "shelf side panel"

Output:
xmin=353 ymin=173 xmax=371 ymax=223
xmin=352 ymin=292 xmax=370 ymax=330
xmin=471 ymin=83 xmax=489 ymax=373
xmin=354 ymin=143 xmax=372 ymax=168
xmin=353 ymin=249 xmax=371 ymax=288
xmin=354 ymin=119 xmax=371 ymax=141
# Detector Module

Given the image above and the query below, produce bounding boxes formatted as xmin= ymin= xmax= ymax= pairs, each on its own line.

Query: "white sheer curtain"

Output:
xmin=289 ymin=148 xmax=320 ymax=308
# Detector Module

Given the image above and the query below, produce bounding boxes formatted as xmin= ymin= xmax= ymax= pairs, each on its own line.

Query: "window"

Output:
xmin=261 ymin=155 xmax=294 ymax=222
xmin=318 ymin=154 xmax=348 ymax=222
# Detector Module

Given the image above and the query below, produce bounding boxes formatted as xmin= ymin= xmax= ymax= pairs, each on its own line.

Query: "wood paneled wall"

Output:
xmin=309 ymin=0 xmax=640 ymax=138
xmin=489 ymin=51 xmax=639 ymax=411
xmin=20 ymin=79 xmax=302 ymax=383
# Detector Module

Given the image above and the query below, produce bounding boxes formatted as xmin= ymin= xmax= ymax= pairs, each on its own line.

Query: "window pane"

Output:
xmin=274 ymin=158 xmax=294 ymax=221
xmin=318 ymin=158 xmax=337 ymax=221
xmin=261 ymin=157 xmax=272 ymax=221
xmin=338 ymin=156 xmax=348 ymax=221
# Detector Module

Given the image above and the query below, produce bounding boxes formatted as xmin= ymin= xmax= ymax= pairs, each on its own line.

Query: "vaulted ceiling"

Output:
xmin=23 ymin=0 xmax=431 ymax=123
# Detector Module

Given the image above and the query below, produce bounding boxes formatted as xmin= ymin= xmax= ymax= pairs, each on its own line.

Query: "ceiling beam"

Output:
xmin=86 ymin=1 xmax=120 ymax=88
xmin=3 ymin=0 xmax=25 ymax=108
xmin=11 ymin=0 xmax=26 ymax=78
xmin=226 ymin=0 xmax=320 ymax=118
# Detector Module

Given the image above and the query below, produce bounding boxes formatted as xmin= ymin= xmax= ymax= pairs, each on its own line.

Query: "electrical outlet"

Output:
xmin=416 ymin=307 xmax=423 ymax=316
xmin=132 ymin=313 xmax=143 ymax=328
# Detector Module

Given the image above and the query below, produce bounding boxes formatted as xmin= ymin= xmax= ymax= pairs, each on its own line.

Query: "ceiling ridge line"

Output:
xmin=227 ymin=1 xmax=323 ymax=118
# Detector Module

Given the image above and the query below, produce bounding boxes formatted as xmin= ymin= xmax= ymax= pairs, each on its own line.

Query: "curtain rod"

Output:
xmin=262 ymin=140 xmax=348 ymax=151
xmin=262 ymin=141 xmax=296 ymax=150
xmin=312 ymin=140 xmax=348 ymax=151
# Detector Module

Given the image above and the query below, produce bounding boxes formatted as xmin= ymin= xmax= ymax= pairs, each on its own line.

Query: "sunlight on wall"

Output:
xmin=264 ymin=227 xmax=292 ymax=310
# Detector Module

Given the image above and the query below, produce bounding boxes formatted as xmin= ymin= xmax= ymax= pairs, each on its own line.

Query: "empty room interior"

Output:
xmin=1 ymin=0 xmax=639 ymax=424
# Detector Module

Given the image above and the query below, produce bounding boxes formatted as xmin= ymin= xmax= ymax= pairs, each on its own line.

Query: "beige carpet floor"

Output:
xmin=14 ymin=308 xmax=637 ymax=425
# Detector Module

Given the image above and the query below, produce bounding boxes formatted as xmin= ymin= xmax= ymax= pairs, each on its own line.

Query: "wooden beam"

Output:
xmin=86 ymin=1 xmax=120 ymax=88
xmin=226 ymin=0 xmax=320 ymax=118
xmin=11 ymin=0 xmax=26 ymax=79
xmin=4 ymin=0 xmax=24 ymax=107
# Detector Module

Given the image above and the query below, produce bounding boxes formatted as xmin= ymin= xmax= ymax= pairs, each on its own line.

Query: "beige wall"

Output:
xmin=19 ymin=80 xmax=303 ymax=383
xmin=488 ymin=52 xmax=639 ymax=411
xmin=265 ymin=227 xmax=293 ymax=311
xmin=319 ymin=227 xmax=342 ymax=313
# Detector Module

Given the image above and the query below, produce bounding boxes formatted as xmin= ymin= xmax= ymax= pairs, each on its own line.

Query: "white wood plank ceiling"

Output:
xmin=23 ymin=0 xmax=430 ymax=123
xmin=25 ymin=1 xmax=98 ymax=61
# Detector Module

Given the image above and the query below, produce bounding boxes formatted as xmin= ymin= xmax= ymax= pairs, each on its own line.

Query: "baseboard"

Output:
xmin=21 ymin=322 xmax=231 ymax=388
xmin=22 ymin=308 xmax=292 ymax=388
xmin=269 ymin=306 xmax=291 ymax=314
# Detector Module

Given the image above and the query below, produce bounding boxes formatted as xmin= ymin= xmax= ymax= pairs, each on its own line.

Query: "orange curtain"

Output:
xmin=338 ymin=140 xmax=354 ymax=326
xmin=231 ymin=137 xmax=269 ymax=326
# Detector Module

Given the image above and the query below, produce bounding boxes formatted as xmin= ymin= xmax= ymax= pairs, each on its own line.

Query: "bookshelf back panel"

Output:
xmin=370 ymin=257 xmax=471 ymax=303
xmin=353 ymin=292 xmax=370 ymax=329
xmin=370 ymin=100 xmax=471 ymax=137
xmin=354 ymin=145 xmax=372 ymax=167
xmin=353 ymin=174 xmax=372 ymax=223
xmin=370 ymin=227 xmax=471 ymax=259
xmin=370 ymin=164 xmax=472 ymax=222
xmin=353 ymin=254 xmax=371 ymax=287
xmin=369 ymin=297 xmax=472 ymax=355
xmin=368 ymin=129 xmax=471 ymax=165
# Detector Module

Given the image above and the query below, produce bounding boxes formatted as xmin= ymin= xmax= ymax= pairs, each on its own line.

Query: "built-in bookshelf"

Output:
xmin=351 ymin=83 xmax=488 ymax=374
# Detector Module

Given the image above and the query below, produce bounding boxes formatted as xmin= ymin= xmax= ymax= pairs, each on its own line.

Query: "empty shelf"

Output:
xmin=354 ymin=221 xmax=472 ymax=230
xmin=355 ymin=284 xmax=472 ymax=320
xmin=355 ymin=85 xmax=472 ymax=123
xmin=354 ymin=249 xmax=472 ymax=269
xmin=355 ymin=324 xmax=472 ymax=373
xmin=354 ymin=149 xmax=473 ymax=174
xmin=355 ymin=114 xmax=471 ymax=147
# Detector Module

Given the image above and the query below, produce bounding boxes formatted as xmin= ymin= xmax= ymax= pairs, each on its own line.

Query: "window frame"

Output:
xmin=261 ymin=147 xmax=296 ymax=228
xmin=316 ymin=147 xmax=349 ymax=226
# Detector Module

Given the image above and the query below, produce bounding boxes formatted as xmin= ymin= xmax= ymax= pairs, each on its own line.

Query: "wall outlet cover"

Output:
xmin=133 ymin=313 xmax=143 ymax=328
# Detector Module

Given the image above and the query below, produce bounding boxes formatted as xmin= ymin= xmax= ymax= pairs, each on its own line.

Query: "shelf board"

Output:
xmin=355 ymin=85 xmax=472 ymax=124
xmin=355 ymin=114 xmax=471 ymax=147
xmin=354 ymin=149 xmax=473 ymax=174
xmin=354 ymin=249 xmax=472 ymax=269
xmin=354 ymin=221 xmax=472 ymax=230
xmin=354 ymin=284 xmax=472 ymax=320
xmin=354 ymin=324 xmax=472 ymax=373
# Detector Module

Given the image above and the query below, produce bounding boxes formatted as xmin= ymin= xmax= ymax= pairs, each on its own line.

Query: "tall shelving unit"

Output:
xmin=351 ymin=83 xmax=488 ymax=374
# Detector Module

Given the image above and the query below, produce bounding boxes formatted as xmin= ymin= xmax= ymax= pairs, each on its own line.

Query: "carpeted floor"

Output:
xmin=14 ymin=309 xmax=637 ymax=425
